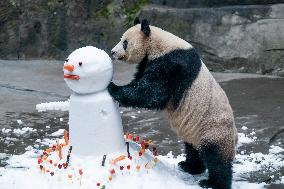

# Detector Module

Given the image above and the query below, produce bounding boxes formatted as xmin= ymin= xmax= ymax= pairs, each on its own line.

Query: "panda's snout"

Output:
xmin=111 ymin=49 xmax=123 ymax=60
xmin=111 ymin=45 xmax=125 ymax=60
xmin=111 ymin=50 xmax=116 ymax=56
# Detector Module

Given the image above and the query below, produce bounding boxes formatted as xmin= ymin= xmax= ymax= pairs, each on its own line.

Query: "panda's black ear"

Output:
xmin=141 ymin=19 xmax=150 ymax=37
xmin=134 ymin=17 xmax=140 ymax=25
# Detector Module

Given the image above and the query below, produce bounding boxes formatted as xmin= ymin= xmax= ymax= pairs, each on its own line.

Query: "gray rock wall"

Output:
xmin=141 ymin=4 xmax=284 ymax=75
xmin=1 ymin=0 xmax=284 ymax=75
xmin=0 ymin=0 xmax=147 ymax=59
xmin=151 ymin=0 xmax=284 ymax=8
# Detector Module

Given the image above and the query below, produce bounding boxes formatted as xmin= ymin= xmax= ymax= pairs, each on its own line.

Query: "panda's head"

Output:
xmin=111 ymin=18 xmax=191 ymax=64
xmin=111 ymin=18 xmax=150 ymax=64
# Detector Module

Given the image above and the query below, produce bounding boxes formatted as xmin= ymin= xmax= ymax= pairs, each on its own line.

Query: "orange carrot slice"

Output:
xmin=58 ymin=144 xmax=63 ymax=160
xmin=64 ymin=129 xmax=69 ymax=145
xmin=111 ymin=155 xmax=126 ymax=164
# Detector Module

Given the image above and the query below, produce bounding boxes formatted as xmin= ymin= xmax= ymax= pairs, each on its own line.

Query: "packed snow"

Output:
xmin=36 ymin=101 xmax=70 ymax=112
xmin=269 ymin=145 xmax=284 ymax=154
xmin=2 ymin=127 xmax=37 ymax=136
xmin=50 ymin=129 xmax=65 ymax=137
xmin=2 ymin=128 xmax=12 ymax=134
xmin=1 ymin=126 xmax=283 ymax=189
xmin=237 ymin=133 xmax=255 ymax=147
xmin=0 ymin=145 xmax=266 ymax=189
xmin=17 ymin=120 xmax=23 ymax=125
xmin=241 ymin=126 xmax=248 ymax=130
xmin=0 ymin=153 xmax=7 ymax=159
xmin=13 ymin=127 xmax=37 ymax=135
xmin=0 ymin=149 xmax=195 ymax=189
xmin=234 ymin=152 xmax=284 ymax=174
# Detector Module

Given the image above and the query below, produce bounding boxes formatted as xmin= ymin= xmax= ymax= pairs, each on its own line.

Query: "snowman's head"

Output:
xmin=63 ymin=46 xmax=113 ymax=94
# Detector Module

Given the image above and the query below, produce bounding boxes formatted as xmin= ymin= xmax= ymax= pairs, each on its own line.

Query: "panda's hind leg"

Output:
xmin=198 ymin=141 xmax=233 ymax=189
xmin=178 ymin=142 xmax=206 ymax=175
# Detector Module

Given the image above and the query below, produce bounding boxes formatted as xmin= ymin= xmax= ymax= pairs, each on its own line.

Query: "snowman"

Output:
xmin=63 ymin=46 xmax=125 ymax=156
xmin=32 ymin=46 xmax=177 ymax=189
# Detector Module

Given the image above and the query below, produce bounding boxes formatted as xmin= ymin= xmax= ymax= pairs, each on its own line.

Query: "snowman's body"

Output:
xmin=63 ymin=46 xmax=125 ymax=156
xmin=69 ymin=91 xmax=125 ymax=156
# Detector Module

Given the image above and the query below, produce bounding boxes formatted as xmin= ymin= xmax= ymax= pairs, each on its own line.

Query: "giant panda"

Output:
xmin=108 ymin=18 xmax=238 ymax=189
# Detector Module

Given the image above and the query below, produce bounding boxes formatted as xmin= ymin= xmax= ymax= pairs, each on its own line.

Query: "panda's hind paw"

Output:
xmin=178 ymin=161 xmax=206 ymax=175
xmin=199 ymin=179 xmax=213 ymax=188
xmin=199 ymin=179 xmax=229 ymax=189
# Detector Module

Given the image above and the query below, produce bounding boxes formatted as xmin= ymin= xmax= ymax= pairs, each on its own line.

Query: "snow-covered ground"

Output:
xmin=0 ymin=126 xmax=283 ymax=189
xmin=0 ymin=101 xmax=282 ymax=188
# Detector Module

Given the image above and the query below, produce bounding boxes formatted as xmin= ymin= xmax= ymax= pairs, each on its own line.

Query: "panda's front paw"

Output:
xmin=107 ymin=82 xmax=117 ymax=94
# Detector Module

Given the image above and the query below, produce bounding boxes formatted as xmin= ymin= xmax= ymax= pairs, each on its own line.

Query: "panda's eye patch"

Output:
xmin=123 ymin=40 xmax=128 ymax=50
xmin=79 ymin=62 xmax=82 ymax=66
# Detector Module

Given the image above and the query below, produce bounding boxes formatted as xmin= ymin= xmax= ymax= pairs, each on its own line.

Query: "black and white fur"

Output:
xmin=109 ymin=18 xmax=237 ymax=189
xmin=109 ymin=48 xmax=201 ymax=109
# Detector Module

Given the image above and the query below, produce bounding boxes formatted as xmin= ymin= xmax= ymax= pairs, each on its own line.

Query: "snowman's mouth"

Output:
xmin=64 ymin=74 xmax=80 ymax=80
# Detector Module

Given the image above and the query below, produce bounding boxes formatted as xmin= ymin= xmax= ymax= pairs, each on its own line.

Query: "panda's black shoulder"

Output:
xmin=136 ymin=48 xmax=201 ymax=77
xmin=159 ymin=48 xmax=202 ymax=76
xmin=136 ymin=48 xmax=202 ymax=109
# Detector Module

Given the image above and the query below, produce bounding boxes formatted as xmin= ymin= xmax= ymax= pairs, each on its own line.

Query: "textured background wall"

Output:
xmin=0 ymin=0 xmax=284 ymax=75
xmin=141 ymin=4 xmax=284 ymax=75
xmin=0 ymin=0 xmax=147 ymax=59
xmin=151 ymin=0 xmax=284 ymax=8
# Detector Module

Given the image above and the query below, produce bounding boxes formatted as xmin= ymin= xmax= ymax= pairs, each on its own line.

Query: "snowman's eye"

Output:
xmin=79 ymin=62 xmax=82 ymax=66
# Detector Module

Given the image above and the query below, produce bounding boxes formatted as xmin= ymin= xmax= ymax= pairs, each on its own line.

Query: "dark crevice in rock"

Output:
xmin=265 ymin=48 xmax=284 ymax=51
xmin=151 ymin=0 xmax=284 ymax=8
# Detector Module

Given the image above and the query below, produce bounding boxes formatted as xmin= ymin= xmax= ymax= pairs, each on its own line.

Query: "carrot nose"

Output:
xmin=64 ymin=64 xmax=74 ymax=72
